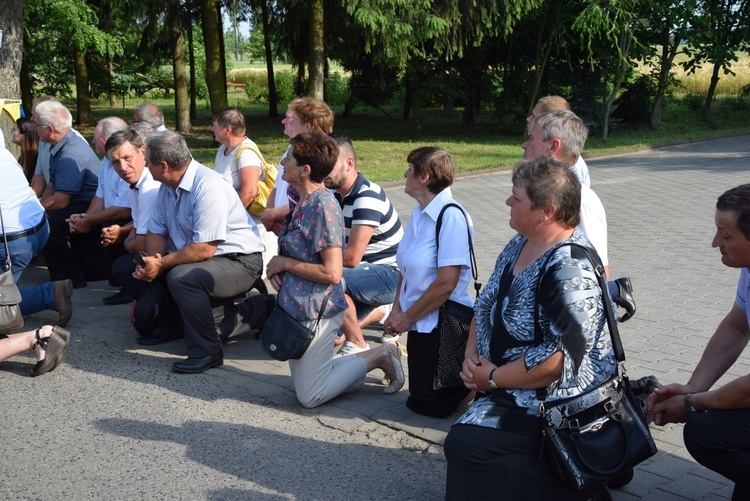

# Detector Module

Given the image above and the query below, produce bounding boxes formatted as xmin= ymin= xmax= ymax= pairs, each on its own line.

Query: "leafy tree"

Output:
xmin=637 ymin=0 xmax=695 ymax=129
xmin=168 ymin=0 xmax=191 ymax=132
xmin=683 ymin=0 xmax=750 ymax=121
xmin=573 ymin=0 xmax=645 ymax=142
xmin=23 ymin=0 xmax=122 ymax=124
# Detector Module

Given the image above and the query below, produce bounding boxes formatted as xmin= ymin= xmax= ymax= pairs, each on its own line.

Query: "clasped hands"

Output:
xmin=645 ymin=383 xmax=695 ymax=425
xmin=66 ymin=213 xmax=92 ymax=234
xmin=460 ymin=354 xmax=498 ymax=393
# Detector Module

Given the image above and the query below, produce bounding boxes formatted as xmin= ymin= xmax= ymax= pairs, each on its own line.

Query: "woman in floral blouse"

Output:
xmin=266 ymin=132 xmax=404 ymax=408
xmin=444 ymin=155 xmax=616 ymax=500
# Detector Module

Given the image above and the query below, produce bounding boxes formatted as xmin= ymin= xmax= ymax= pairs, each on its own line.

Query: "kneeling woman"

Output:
xmin=444 ymin=156 xmax=616 ymax=500
xmin=266 ymin=132 xmax=404 ymax=408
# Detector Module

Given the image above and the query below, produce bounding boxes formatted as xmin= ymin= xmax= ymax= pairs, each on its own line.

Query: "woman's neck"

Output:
xmin=415 ymin=191 xmax=437 ymax=210
xmin=514 ymin=226 xmax=574 ymax=274
xmin=224 ymin=135 xmax=246 ymax=154
xmin=295 ymin=181 xmax=324 ymax=205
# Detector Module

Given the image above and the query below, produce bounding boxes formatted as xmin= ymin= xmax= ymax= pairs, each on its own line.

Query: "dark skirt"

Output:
xmin=405 ymin=329 xmax=471 ymax=418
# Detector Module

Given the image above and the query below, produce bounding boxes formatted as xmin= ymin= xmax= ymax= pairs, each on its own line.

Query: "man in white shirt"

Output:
xmin=523 ymin=110 xmax=636 ymax=321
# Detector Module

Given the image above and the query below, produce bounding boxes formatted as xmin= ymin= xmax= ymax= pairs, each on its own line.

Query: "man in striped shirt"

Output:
xmin=325 ymin=133 xmax=404 ymax=356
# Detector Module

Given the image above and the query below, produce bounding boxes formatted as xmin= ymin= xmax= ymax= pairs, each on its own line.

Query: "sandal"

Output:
xmin=31 ymin=327 xmax=70 ymax=377
xmin=383 ymin=342 xmax=405 ymax=394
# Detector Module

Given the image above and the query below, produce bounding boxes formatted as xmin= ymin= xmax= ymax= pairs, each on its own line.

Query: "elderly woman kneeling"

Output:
xmin=444 ymin=156 xmax=616 ymax=500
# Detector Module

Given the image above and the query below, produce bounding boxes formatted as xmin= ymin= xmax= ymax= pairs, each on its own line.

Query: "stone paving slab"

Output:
xmin=4 ymin=135 xmax=749 ymax=499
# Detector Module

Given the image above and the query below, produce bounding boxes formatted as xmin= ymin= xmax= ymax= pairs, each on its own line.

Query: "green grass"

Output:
xmin=73 ymin=88 xmax=750 ymax=183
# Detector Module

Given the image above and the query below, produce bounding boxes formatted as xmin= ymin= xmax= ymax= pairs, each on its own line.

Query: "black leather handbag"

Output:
xmin=432 ymin=203 xmax=481 ymax=389
xmin=0 ymin=207 xmax=24 ymax=335
xmin=536 ymin=243 xmax=657 ymax=490
xmin=260 ymin=294 xmax=328 ymax=361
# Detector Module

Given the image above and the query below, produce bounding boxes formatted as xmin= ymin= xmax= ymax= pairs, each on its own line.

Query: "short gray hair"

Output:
xmin=535 ymin=110 xmax=588 ymax=166
xmin=145 ymin=131 xmax=191 ymax=170
xmin=96 ymin=117 xmax=128 ymax=141
xmin=134 ymin=103 xmax=164 ymax=128
xmin=35 ymin=101 xmax=72 ymax=131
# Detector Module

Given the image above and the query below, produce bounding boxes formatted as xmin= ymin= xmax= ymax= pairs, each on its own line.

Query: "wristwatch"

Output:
xmin=488 ymin=367 xmax=498 ymax=390
xmin=684 ymin=392 xmax=704 ymax=417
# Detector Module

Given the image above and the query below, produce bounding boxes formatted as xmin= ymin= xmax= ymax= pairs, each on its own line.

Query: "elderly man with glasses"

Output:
xmin=33 ymin=100 xmax=105 ymax=289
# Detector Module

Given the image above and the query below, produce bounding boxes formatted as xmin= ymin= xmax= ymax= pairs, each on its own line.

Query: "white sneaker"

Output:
xmin=335 ymin=341 xmax=371 ymax=358
xmin=380 ymin=332 xmax=400 ymax=344
xmin=376 ymin=303 xmax=392 ymax=325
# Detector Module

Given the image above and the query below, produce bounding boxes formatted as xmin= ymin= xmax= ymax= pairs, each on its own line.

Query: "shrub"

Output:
xmin=324 ymin=72 xmax=351 ymax=105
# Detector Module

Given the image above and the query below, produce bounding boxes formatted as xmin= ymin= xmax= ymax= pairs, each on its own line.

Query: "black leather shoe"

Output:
xmin=102 ymin=288 xmax=134 ymax=305
xmin=137 ymin=329 xmax=184 ymax=346
xmin=614 ymin=277 xmax=636 ymax=322
xmin=172 ymin=352 xmax=224 ymax=374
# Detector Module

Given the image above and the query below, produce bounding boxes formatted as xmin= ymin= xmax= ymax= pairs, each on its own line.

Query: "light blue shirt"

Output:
xmin=149 ymin=160 xmax=264 ymax=255
xmin=96 ymin=157 xmax=131 ymax=209
xmin=128 ymin=168 xmax=161 ymax=235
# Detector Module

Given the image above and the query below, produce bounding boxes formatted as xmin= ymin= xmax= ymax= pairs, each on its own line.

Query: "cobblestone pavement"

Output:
xmin=4 ymin=135 xmax=749 ymax=499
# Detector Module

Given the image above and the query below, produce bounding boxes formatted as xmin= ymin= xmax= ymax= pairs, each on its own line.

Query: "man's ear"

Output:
xmin=345 ymin=157 xmax=355 ymax=172
xmin=549 ymin=138 xmax=562 ymax=155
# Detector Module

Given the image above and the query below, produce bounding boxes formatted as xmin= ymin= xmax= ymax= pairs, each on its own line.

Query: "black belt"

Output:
xmin=2 ymin=216 xmax=47 ymax=243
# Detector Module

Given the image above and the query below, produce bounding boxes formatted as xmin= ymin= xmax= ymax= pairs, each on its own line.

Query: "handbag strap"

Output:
xmin=435 ymin=202 xmax=481 ymax=297
xmin=533 ymin=242 xmax=625 ymax=401
xmin=276 ymin=291 xmax=330 ymax=331
xmin=0 ymin=206 xmax=12 ymax=273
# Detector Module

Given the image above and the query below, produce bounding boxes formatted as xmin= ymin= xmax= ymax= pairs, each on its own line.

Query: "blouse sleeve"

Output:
xmin=523 ymin=246 xmax=603 ymax=374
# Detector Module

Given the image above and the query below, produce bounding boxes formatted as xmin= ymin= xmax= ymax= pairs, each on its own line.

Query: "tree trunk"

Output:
xmin=0 ymin=0 xmax=23 ymax=100
xmin=168 ymin=0 xmax=191 ymax=132
xmin=702 ymin=62 xmax=721 ymax=122
xmin=199 ymin=0 xmax=228 ymax=113
xmin=306 ymin=0 xmax=324 ymax=99
xmin=261 ymin=0 xmax=278 ymax=117
xmin=107 ymin=51 xmax=116 ymax=108
xmin=650 ymin=30 xmax=681 ymax=130
xmin=188 ymin=12 xmax=197 ymax=120
xmin=600 ymin=22 xmax=634 ymax=143
xmin=74 ymin=48 xmax=94 ymax=125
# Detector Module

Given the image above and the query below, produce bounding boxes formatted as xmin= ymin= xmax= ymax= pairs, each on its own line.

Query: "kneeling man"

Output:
xmin=648 ymin=184 xmax=750 ymax=500
xmin=133 ymin=131 xmax=264 ymax=373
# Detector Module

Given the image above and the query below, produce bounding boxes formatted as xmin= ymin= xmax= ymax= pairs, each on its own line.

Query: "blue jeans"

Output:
xmin=341 ymin=263 xmax=400 ymax=319
xmin=0 ymin=222 xmax=57 ymax=315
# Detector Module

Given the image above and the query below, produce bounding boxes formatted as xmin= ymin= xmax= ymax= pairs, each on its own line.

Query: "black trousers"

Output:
xmin=405 ymin=329 xmax=471 ymax=417
xmin=445 ymin=424 xmax=597 ymax=500
xmin=684 ymin=409 xmax=750 ymax=501
xmin=42 ymin=201 xmax=107 ymax=286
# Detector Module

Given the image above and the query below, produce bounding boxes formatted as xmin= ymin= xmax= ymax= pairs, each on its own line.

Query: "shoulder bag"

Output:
xmin=432 ymin=203 xmax=481 ymax=390
xmin=0 ymin=206 xmax=24 ymax=335
xmin=235 ymin=139 xmax=278 ymax=217
xmin=260 ymin=293 xmax=329 ymax=361
xmin=259 ymin=219 xmax=329 ymax=361
xmin=535 ymin=243 xmax=656 ymax=490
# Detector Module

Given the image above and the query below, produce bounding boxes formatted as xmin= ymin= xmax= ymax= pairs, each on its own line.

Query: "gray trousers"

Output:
xmin=166 ymin=253 xmax=262 ymax=358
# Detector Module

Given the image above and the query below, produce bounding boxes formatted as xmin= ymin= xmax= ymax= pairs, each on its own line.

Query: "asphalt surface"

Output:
xmin=4 ymin=135 xmax=749 ymax=500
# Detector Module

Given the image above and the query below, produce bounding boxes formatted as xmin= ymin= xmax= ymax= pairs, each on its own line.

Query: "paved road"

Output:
xmin=4 ymin=135 xmax=749 ymax=499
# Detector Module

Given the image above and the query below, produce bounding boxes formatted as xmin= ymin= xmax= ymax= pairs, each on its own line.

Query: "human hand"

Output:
xmin=132 ymin=253 xmax=162 ymax=282
xmin=66 ymin=213 xmax=86 ymax=233
xmin=383 ymin=310 xmax=411 ymax=336
xmin=646 ymin=383 xmax=693 ymax=425
xmin=266 ymin=256 xmax=288 ymax=277
xmin=461 ymin=355 xmax=495 ymax=392
xmin=268 ymin=273 xmax=282 ymax=291
xmin=101 ymin=225 xmax=121 ymax=247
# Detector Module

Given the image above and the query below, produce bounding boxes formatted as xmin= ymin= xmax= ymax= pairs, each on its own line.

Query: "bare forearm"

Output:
xmin=693 ymin=375 xmax=750 ymax=410
xmin=85 ymin=206 xmax=131 ymax=226
xmin=160 ymin=242 xmax=218 ymax=271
